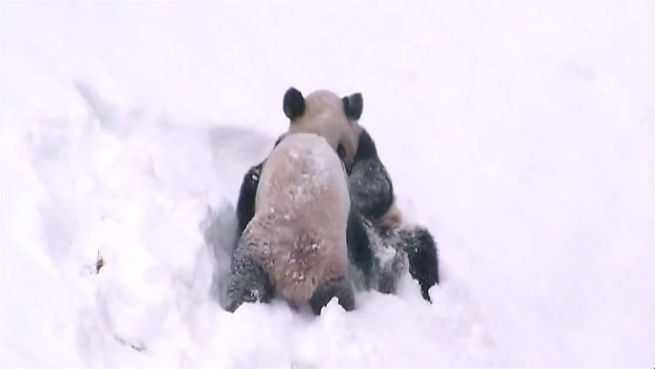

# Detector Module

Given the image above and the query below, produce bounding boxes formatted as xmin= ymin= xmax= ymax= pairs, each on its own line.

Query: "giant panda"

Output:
xmin=226 ymin=133 xmax=355 ymax=314
xmin=235 ymin=87 xmax=439 ymax=301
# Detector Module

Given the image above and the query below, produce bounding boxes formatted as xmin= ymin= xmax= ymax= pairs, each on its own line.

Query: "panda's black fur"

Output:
xmin=234 ymin=87 xmax=439 ymax=303
xmin=236 ymin=161 xmax=264 ymax=233
xmin=346 ymin=127 xmax=440 ymax=300
xmin=348 ymin=129 xmax=395 ymax=221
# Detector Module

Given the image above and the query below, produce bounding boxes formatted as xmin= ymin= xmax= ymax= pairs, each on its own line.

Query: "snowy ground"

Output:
xmin=1 ymin=2 xmax=654 ymax=368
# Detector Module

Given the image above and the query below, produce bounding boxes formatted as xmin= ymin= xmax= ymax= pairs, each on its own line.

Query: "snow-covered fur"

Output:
xmin=227 ymin=133 xmax=355 ymax=313
xmin=281 ymin=88 xmax=439 ymax=300
xmin=346 ymin=127 xmax=438 ymax=299
xmin=234 ymin=87 xmax=439 ymax=302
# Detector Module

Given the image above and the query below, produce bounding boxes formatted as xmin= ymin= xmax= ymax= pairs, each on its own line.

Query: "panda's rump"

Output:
xmin=242 ymin=214 xmax=348 ymax=306
xmin=249 ymin=133 xmax=351 ymax=306
xmin=267 ymin=230 xmax=348 ymax=306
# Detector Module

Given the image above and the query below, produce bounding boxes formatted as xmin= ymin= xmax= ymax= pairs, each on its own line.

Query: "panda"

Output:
xmin=235 ymin=87 xmax=439 ymax=302
xmin=226 ymin=133 xmax=355 ymax=314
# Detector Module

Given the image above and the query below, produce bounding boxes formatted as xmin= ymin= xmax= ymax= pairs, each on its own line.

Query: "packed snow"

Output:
xmin=1 ymin=2 xmax=654 ymax=368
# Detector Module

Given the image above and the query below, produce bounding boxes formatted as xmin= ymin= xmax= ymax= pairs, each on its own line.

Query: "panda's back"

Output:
xmin=256 ymin=133 xmax=350 ymax=222
xmin=247 ymin=133 xmax=351 ymax=305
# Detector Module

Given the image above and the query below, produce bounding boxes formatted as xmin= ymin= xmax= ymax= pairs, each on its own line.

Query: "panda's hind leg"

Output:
xmin=400 ymin=226 xmax=439 ymax=302
xmin=309 ymin=277 xmax=355 ymax=315
xmin=346 ymin=210 xmax=374 ymax=288
xmin=225 ymin=245 xmax=273 ymax=312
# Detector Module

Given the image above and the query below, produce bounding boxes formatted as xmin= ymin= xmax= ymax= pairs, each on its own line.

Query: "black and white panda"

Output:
xmin=226 ymin=133 xmax=355 ymax=314
xmin=235 ymin=87 xmax=439 ymax=301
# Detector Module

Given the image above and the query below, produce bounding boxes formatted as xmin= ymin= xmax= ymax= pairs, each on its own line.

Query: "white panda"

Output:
xmin=226 ymin=133 xmax=355 ymax=314
xmin=234 ymin=87 xmax=439 ymax=302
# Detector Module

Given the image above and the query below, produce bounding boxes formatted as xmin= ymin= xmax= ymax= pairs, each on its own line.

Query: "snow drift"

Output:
xmin=1 ymin=2 xmax=654 ymax=368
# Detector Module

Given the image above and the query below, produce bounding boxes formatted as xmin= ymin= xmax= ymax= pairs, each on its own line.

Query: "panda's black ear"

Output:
xmin=343 ymin=93 xmax=363 ymax=121
xmin=283 ymin=87 xmax=305 ymax=121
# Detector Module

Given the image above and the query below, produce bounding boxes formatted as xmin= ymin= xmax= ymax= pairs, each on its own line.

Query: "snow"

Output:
xmin=1 ymin=2 xmax=654 ymax=368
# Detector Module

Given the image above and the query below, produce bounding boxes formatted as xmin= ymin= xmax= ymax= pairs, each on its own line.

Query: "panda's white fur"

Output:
xmin=239 ymin=132 xmax=351 ymax=307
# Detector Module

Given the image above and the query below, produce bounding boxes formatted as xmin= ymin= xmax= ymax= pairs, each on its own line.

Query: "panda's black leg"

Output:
xmin=400 ymin=226 xmax=439 ymax=302
xmin=376 ymin=253 xmax=406 ymax=295
xmin=309 ymin=278 xmax=355 ymax=315
xmin=236 ymin=161 xmax=265 ymax=234
xmin=225 ymin=246 xmax=273 ymax=312
xmin=346 ymin=210 xmax=374 ymax=288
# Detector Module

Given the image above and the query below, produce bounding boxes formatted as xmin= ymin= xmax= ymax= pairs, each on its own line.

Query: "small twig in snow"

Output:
xmin=95 ymin=250 xmax=104 ymax=274
xmin=114 ymin=334 xmax=147 ymax=353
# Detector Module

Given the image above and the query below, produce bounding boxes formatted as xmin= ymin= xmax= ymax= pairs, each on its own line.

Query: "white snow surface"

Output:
xmin=1 ymin=2 xmax=654 ymax=368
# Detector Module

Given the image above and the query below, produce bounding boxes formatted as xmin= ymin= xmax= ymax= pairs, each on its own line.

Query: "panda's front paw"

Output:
xmin=247 ymin=165 xmax=261 ymax=183
xmin=250 ymin=168 xmax=260 ymax=181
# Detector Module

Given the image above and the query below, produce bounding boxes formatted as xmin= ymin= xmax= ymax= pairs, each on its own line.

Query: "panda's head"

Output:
xmin=281 ymin=87 xmax=364 ymax=170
